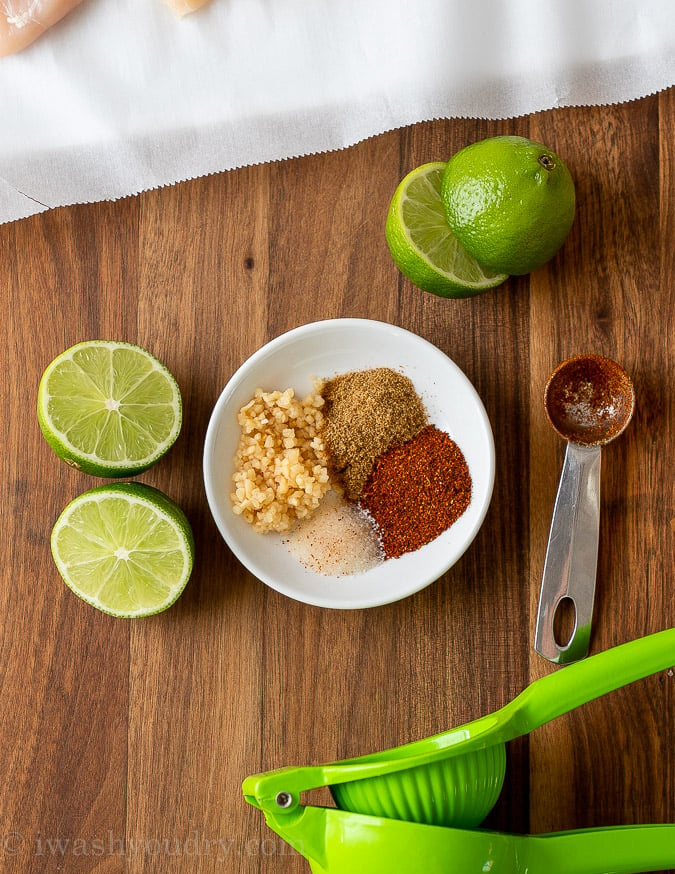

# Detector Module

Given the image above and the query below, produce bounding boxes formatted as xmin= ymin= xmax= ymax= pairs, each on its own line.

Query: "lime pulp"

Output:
xmin=37 ymin=340 xmax=182 ymax=477
xmin=50 ymin=483 xmax=194 ymax=618
xmin=385 ymin=162 xmax=508 ymax=298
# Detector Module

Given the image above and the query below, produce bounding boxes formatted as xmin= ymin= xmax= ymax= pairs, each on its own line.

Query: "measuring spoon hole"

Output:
xmin=553 ymin=596 xmax=577 ymax=649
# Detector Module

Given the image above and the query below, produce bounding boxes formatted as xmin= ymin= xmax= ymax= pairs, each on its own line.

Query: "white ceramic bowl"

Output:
xmin=203 ymin=319 xmax=495 ymax=609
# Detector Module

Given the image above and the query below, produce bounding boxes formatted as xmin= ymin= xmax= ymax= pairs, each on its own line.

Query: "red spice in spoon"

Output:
xmin=544 ymin=354 xmax=635 ymax=446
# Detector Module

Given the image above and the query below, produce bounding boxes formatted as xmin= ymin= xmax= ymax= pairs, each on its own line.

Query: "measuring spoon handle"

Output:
xmin=529 ymin=824 xmax=675 ymax=874
xmin=535 ymin=442 xmax=601 ymax=664
xmin=507 ymin=627 xmax=675 ymax=739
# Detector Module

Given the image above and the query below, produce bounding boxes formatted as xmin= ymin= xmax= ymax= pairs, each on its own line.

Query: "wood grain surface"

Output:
xmin=1 ymin=90 xmax=673 ymax=873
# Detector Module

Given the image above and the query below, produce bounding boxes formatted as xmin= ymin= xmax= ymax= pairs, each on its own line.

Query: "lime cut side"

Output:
xmin=51 ymin=483 xmax=194 ymax=618
xmin=38 ymin=340 xmax=182 ymax=477
xmin=385 ymin=162 xmax=508 ymax=299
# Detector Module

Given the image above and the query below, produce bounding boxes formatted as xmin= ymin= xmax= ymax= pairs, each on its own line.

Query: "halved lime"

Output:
xmin=38 ymin=340 xmax=182 ymax=477
xmin=385 ymin=162 xmax=508 ymax=298
xmin=51 ymin=483 xmax=195 ymax=618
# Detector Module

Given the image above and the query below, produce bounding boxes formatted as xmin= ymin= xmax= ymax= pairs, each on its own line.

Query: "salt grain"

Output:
xmin=283 ymin=490 xmax=384 ymax=576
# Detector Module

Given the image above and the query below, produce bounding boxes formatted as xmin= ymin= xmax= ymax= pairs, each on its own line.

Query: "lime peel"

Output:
xmin=441 ymin=136 xmax=576 ymax=276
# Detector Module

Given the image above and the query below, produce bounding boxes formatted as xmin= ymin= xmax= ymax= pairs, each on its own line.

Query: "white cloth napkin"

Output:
xmin=1 ymin=0 xmax=674 ymax=224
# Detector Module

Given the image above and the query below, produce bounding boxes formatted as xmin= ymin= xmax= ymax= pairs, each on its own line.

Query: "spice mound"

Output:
xmin=230 ymin=368 xmax=474 ymax=574
xmin=230 ymin=387 xmax=330 ymax=533
xmin=283 ymin=489 xmax=384 ymax=576
xmin=321 ymin=367 xmax=427 ymax=500
xmin=360 ymin=425 xmax=472 ymax=559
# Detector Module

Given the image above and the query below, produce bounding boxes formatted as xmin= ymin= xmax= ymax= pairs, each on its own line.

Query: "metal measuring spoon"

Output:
xmin=534 ymin=354 xmax=635 ymax=664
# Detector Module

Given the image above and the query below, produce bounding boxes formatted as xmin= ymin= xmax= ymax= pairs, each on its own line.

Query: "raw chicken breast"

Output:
xmin=0 ymin=0 xmax=85 ymax=57
xmin=163 ymin=0 xmax=211 ymax=16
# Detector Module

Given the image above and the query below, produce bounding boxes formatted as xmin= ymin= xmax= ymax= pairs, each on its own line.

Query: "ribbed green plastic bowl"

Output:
xmin=330 ymin=743 xmax=507 ymax=829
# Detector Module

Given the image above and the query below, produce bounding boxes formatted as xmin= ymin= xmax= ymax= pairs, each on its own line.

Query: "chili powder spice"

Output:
xmin=360 ymin=425 xmax=472 ymax=558
xmin=544 ymin=354 xmax=634 ymax=446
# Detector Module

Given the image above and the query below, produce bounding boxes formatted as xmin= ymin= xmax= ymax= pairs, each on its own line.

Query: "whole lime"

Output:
xmin=440 ymin=136 xmax=575 ymax=276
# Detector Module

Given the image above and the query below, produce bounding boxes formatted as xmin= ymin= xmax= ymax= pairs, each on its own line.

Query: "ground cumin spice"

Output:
xmin=320 ymin=367 xmax=427 ymax=500
xmin=360 ymin=425 xmax=472 ymax=558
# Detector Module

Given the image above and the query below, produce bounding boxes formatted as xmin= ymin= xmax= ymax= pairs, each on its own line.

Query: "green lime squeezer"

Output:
xmin=243 ymin=628 xmax=675 ymax=873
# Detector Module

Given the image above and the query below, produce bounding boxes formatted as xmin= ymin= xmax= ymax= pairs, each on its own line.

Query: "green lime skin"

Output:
xmin=441 ymin=136 xmax=576 ymax=276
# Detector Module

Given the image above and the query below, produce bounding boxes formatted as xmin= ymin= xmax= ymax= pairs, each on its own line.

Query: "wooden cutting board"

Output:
xmin=0 ymin=90 xmax=673 ymax=873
